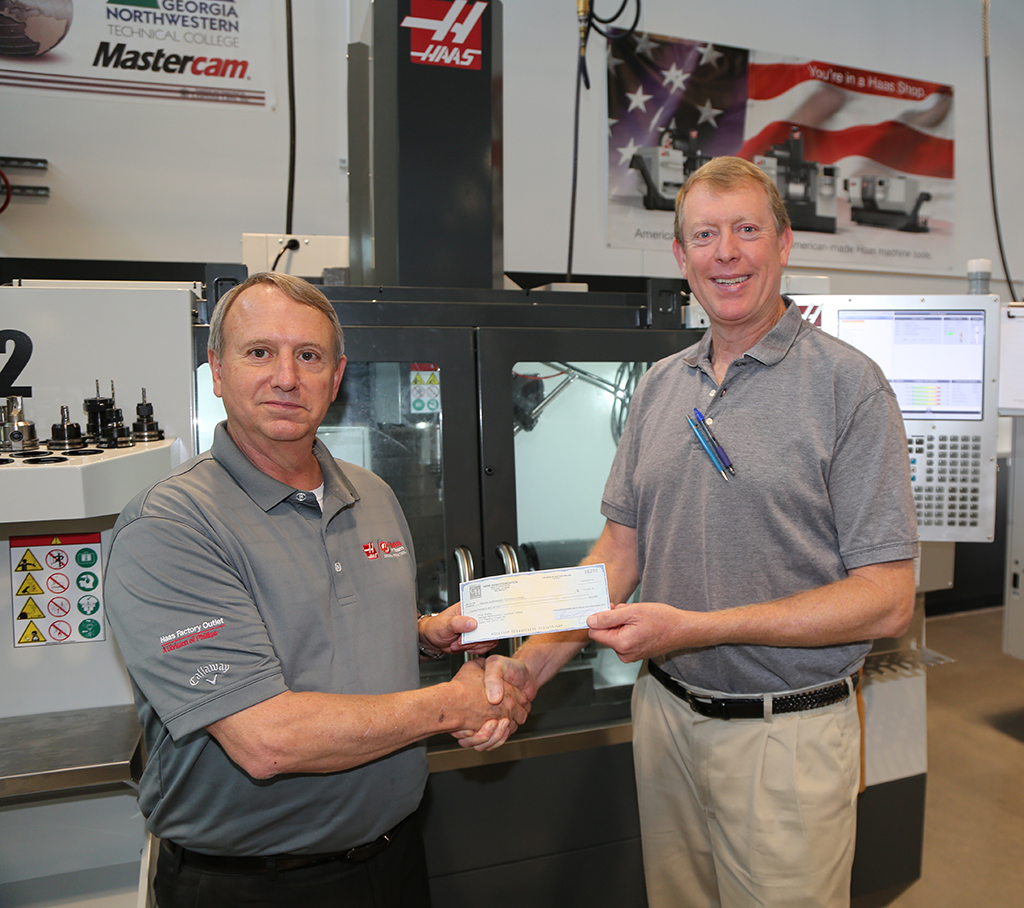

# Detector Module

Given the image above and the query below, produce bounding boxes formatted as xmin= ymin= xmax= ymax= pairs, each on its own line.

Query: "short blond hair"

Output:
xmin=674 ymin=156 xmax=791 ymax=245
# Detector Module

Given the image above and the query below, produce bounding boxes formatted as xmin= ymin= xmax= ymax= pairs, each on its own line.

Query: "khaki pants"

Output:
xmin=632 ymin=668 xmax=861 ymax=908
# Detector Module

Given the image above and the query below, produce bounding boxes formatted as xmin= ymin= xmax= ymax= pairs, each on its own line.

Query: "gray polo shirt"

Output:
xmin=105 ymin=422 xmax=425 ymax=855
xmin=602 ymin=301 xmax=919 ymax=694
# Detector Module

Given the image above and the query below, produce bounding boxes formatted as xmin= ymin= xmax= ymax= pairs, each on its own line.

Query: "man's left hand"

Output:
xmin=420 ymin=603 xmax=500 ymax=657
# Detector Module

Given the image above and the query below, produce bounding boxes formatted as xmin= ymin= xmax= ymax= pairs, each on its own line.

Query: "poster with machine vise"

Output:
xmin=606 ymin=31 xmax=954 ymax=274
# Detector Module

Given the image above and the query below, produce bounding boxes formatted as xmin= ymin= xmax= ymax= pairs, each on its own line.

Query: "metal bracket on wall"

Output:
xmin=0 ymin=156 xmax=50 ymax=199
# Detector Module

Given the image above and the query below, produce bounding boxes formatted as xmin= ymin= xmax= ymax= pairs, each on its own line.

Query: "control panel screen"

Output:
xmin=836 ymin=308 xmax=986 ymax=421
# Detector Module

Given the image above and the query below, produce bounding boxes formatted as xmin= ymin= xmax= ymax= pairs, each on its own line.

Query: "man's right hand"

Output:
xmin=448 ymin=656 xmax=537 ymax=751
xmin=483 ymin=655 xmax=538 ymax=705
xmin=448 ymin=658 xmax=530 ymax=751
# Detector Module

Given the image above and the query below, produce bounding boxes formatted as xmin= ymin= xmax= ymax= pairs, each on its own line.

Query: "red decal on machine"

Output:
xmin=400 ymin=0 xmax=487 ymax=70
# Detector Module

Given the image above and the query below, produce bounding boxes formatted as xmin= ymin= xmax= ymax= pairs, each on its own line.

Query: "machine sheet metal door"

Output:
xmin=477 ymin=327 xmax=700 ymax=578
xmin=476 ymin=327 xmax=701 ymax=725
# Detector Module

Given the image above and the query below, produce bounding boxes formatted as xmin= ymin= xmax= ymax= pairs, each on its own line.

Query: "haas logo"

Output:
xmin=798 ymin=303 xmax=823 ymax=327
xmin=362 ymin=540 xmax=408 ymax=560
xmin=400 ymin=0 xmax=488 ymax=70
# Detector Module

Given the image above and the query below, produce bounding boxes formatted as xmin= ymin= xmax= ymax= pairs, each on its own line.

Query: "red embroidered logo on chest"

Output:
xmin=363 ymin=540 xmax=408 ymax=560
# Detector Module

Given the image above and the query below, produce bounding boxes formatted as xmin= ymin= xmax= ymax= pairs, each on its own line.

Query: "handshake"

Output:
xmin=417 ymin=605 xmax=538 ymax=753
xmin=419 ymin=594 xmax=680 ymax=752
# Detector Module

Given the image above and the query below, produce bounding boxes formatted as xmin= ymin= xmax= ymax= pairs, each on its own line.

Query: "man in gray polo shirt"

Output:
xmin=493 ymin=157 xmax=918 ymax=907
xmin=105 ymin=272 xmax=528 ymax=908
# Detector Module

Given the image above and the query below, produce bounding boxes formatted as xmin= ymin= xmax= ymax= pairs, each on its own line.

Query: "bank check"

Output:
xmin=459 ymin=564 xmax=610 ymax=645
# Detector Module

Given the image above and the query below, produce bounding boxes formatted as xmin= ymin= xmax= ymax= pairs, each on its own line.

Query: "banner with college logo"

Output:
xmin=0 ymin=0 xmax=274 ymax=107
xmin=606 ymin=30 xmax=955 ymax=275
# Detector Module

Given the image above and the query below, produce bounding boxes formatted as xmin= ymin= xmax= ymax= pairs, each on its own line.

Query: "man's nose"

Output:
xmin=272 ymin=355 xmax=299 ymax=389
xmin=714 ymin=231 xmax=739 ymax=261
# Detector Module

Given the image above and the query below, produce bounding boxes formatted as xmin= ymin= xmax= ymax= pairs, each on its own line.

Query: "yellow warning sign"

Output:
xmin=14 ymin=550 xmax=43 ymax=572
xmin=17 ymin=598 xmax=45 ymax=620
xmin=412 ymin=374 xmax=425 ymax=385
xmin=17 ymin=621 xmax=46 ymax=644
xmin=16 ymin=574 xmax=44 ymax=596
xmin=426 ymin=373 xmax=439 ymax=385
xmin=51 ymin=537 xmax=62 ymax=544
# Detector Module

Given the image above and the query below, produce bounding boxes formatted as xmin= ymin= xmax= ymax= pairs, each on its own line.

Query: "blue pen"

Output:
xmin=694 ymin=408 xmax=735 ymax=475
xmin=686 ymin=414 xmax=729 ymax=481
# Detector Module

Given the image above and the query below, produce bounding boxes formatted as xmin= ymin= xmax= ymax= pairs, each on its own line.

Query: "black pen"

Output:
xmin=694 ymin=409 xmax=735 ymax=475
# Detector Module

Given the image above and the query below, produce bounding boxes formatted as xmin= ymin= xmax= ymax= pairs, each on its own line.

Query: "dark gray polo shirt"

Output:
xmin=105 ymin=422 xmax=425 ymax=855
xmin=603 ymin=301 xmax=919 ymax=694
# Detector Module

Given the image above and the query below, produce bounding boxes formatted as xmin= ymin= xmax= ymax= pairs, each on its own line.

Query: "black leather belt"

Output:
xmin=648 ymin=660 xmax=857 ymax=720
xmin=163 ymin=815 xmax=409 ymax=877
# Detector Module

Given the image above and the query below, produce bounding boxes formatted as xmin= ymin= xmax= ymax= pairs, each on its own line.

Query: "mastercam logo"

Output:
xmin=92 ymin=42 xmax=248 ymax=78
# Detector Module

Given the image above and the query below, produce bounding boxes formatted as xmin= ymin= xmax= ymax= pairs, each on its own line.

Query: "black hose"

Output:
xmin=982 ymin=0 xmax=1016 ymax=300
xmin=284 ymin=0 xmax=297 ymax=236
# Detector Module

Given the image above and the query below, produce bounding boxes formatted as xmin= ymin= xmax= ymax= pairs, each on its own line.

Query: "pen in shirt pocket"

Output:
xmin=693 ymin=409 xmax=735 ymax=476
xmin=686 ymin=414 xmax=729 ymax=482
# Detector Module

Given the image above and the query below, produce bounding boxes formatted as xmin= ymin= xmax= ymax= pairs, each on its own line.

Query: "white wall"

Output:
xmin=0 ymin=2 xmax=350 ymax=263
xmin=3 ymin=0 xmax=1024 ymax=296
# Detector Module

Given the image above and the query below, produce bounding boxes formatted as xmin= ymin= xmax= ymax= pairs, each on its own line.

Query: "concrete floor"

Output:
xmin=882 ymin=607 xmax=1024 ymax=906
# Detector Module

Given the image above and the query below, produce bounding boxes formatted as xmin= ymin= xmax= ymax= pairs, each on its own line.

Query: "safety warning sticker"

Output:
xmin=410 ymin=363 xmax=441 ymax=414
xmin=10 ymin=534 xmax=105 ymax=647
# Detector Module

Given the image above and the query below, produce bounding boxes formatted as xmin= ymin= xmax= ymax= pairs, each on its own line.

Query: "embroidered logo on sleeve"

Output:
xmin=160 ymin=617 xmax=225 ymax=654
xmin=190 ymin=663 xmax=230 ymax=687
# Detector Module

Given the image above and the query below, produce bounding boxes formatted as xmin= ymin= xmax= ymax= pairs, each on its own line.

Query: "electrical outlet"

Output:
xmin=241 ymin=234 xmax=350 ymax=278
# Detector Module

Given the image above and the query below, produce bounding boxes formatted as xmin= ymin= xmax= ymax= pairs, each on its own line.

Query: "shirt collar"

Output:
xmin=682 ymin=296 xmax=803 ymax=371
xmin=211 ymin=421 xmax=360 ymax=514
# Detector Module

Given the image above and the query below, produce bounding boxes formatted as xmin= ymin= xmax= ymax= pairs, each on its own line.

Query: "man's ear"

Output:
xmin=331 ymin=355 xmax=347 ymax=401
xmin=672 ymin=238 xmax=687 ymax=279
xmin=779 ymin=225 xmax=795 ymax=266
xmin=209 ymin=349 xmax=223 ymax=399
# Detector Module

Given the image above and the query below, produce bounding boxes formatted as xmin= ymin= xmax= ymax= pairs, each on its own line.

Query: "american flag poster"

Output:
xmin=607 ymin=31 xmax=955 ymax=274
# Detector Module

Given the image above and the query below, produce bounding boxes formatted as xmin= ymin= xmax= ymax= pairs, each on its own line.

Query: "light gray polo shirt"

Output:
xmin=105 ymin=422 xmax=425 ymax=855
xmin=602 ymin=301 xmax=919 ymax=694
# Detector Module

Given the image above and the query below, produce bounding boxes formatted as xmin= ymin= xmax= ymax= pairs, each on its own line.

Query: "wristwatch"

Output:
xmin=417 ymin=613 xmax=447 ymax=660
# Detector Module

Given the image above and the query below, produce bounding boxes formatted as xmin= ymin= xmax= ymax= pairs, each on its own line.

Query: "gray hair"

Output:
xmin=208 ymin=272 xmax=345 ymax=364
